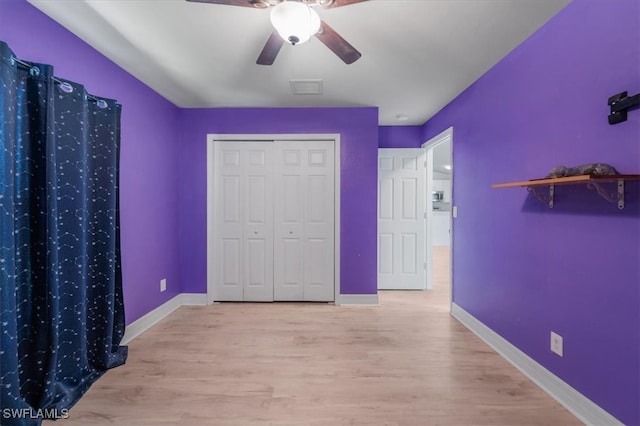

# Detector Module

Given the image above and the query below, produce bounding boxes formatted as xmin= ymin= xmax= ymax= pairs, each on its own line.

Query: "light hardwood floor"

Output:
xmin=61 ymin=247 xmax=580 ymax=425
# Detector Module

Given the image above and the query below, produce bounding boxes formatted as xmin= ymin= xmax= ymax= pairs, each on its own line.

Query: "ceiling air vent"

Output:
xmin=290 ymin=79 xmax=323 ymax=95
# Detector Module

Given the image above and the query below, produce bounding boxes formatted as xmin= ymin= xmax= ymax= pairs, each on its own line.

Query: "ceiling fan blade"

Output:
xmin=185 ymin=0 xmax=268 ymax=8
xmin=315 ymin=21 xmax=361 ymax=64
xmin=321 ymin=0 xmax=368 ymax=9
xmin=257 ymin=31 xmax=285 ymax=65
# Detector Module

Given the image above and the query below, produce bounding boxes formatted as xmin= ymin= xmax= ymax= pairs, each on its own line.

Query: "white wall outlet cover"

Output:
xmin=550 ymin=331 xmax=563 ymax=357
xmin=452 ymin=206 xmax=458 ymax=218
xmin=160 ymin=278 xmax=167 ymax=292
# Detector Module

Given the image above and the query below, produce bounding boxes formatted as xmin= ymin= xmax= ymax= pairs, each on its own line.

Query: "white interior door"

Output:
xmin=214 ymin=142 xmax=274 ymax=301
xmin=377 ymin=149 xmax=426 ymax=290
xmin=274 ymin=140 xmax=335 ymax=301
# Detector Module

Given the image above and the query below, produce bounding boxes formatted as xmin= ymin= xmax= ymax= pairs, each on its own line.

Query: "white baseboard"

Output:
xmin=121 ymin=293 xmax=208 ymax=344
xmin=180 ymin=293 xmax=209 ymax=305
xmin=122 ymin=292 xmax=376 ymax=345
xmin=337 ymin=294 xmax=379 ymax=306
xmin=451 ymin=303 xmax=622 ymax=426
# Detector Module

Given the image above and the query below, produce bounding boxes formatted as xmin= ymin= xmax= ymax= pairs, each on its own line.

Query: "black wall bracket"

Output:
xmin=608 ymin=91 xmax=639 ymax=125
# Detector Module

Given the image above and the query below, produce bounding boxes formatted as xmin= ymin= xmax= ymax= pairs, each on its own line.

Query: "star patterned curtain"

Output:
xmin=0 ymin=40 xmax=127 ymax=426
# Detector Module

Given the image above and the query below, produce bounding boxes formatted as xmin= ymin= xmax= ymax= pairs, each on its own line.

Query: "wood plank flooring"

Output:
xmin=60 ymin=247 xmax=580 ymax=425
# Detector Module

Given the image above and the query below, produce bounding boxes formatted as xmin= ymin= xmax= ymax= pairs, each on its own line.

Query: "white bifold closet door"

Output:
xmin=213 ymin=140 xmax=334 ymax=302
xmin=215 ymin=142 xmax=274 ymax=302
xmin=274 ymin=141 xmax=335 ymax=302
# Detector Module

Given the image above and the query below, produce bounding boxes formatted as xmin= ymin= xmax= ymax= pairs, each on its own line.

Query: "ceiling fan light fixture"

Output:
xmin=270 ymin=1 xmax=321 ymax=45
xmin=249 ymin=0 xmax=271 ymax=8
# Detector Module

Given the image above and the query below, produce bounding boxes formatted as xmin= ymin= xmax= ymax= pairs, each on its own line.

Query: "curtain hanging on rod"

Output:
xmin=0 ymin=40 xmax=127 ymax=425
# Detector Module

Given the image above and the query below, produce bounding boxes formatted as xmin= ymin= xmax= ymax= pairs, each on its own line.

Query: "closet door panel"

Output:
xmin=243 ymin=143 xmax=274 ymax=302
xmin=303 ymin=142 xmax=334 ymax=302
xmin=215 ymin=144 xmax=244 ymax=301
xmin=274 ymin=141 xmax=334 ymax=302
xmin=214 ymin=142 xmax=273 ymax=301
xmin=274 ymin=144 xmax=305 ymax=301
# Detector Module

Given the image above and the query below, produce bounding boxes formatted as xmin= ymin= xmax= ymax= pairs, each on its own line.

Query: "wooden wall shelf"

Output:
xmin=492 ymin=174 xmax=640 ymax=209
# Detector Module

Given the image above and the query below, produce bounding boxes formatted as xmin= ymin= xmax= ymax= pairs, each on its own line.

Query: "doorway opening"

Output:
xmin=422 ymin=128 xmax=453 ymax=309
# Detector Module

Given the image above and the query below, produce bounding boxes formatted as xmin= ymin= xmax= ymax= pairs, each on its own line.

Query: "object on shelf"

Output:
xmin=492 ymin=174 xmax=640 ymax=210
xmin=544 ymin=163 xmax=618 ymax=179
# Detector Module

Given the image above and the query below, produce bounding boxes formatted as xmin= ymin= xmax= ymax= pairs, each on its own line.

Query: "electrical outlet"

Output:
xmin=160 ymin=278 xmax=167 ymax=293
xmin=550 ymin=331 xmax=563 ymax=357
xmin=452 ymin=205 xmax=458 ymax=218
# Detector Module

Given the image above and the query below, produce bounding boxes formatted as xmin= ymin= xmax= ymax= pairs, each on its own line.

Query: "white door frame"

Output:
xmin=206 ymin=134 xmax=341 ymax=305
xmin=421 ymin=127 xmax=454 ymax=302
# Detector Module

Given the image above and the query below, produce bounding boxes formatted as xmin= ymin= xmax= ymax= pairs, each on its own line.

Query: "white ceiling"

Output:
xmin=28 ymin=0 xmax=570 ymax=125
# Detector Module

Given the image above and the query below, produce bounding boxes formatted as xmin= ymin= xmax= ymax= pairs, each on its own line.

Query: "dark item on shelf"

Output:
xmin=544 ymin=163 xmax=619 ymax=179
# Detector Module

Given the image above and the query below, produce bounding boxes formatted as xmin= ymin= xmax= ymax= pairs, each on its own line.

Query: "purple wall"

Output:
xmin=379 ymin=125 xmax=423 ymax=148
xmin=422 ymin=1 xmax=640 ymax=424
xmin=178 ymin=107 xmax=379 ymax=295
xmin=0 ymin=0 xmax=182 ymax=324
xmin=4 ymin=0 xmax=637 ymax=421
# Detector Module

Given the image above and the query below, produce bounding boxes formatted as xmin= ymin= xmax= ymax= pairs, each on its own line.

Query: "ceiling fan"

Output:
xmin=186 ymin=0 xmax=367 ymax=65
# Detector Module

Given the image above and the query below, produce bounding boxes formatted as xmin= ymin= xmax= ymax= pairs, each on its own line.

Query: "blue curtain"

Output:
xmin=0 ymin=41 xmax=127 ymax=425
